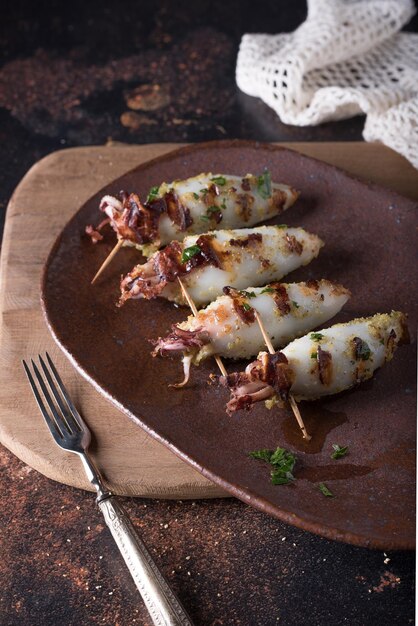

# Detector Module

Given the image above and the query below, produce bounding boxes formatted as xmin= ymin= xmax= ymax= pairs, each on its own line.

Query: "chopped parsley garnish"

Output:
xmin=257 ymin=169 xmax=272 ymax=199
xmin=249 ymin=449 xmax=273 ymax=462
xmin=292 ymin=300 xmax=300 ymax=308
xmin=310 ymin=351 xmax=317 ymax=359
xmin=221 ymin=199 xmax=227 ymax=210
xmin=211 ymin=176 xmax=227 ymax=186
xmin=193 ymin=192 xmax=199 ymax=200
xmin=261 ymin=287 xmax=275 ymax=294
xmin=271 ymin=468 xmax=295 ymax=485
xmin=200 ymin=188 xmax=207 ymax=193
xmin=200 ymin=206 xmax=221 ymax=221
xmin=146 ymin=186 xmax=160 ymax=202
xmin=239 ymin=290 xmax=257 ymax=299
xmin=270 ymin=447 xmax=295 ymax=467
xmin=249 ymin=446 xmax=296 ymax=486
xmin=310 ymin=332 xmax=324 ymax=342
xmin=318 ymin=483 xmax=334 ymax=497
xmin=379 ymin=338 xmax=385 ymax=345
xmin=181 ymin=244 xmax=201 ymax=264
xmin=331 ymin=444 xmax=348 ymax=460
xmin=276 ymin=224 xmax=288 ymax=229
xmin=242 ymin=302 xmax=252 ymax=312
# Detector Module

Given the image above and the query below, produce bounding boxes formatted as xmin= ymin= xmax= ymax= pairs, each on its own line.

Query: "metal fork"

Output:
xmin=23 ymin=353 xmax=193 ymax=626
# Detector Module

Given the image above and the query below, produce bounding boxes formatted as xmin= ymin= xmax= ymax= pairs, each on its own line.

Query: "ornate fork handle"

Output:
xmin=99 ymin=496 xmax=193 ymax=626
xmin=23 ymin=355 xmax=193 ymax=625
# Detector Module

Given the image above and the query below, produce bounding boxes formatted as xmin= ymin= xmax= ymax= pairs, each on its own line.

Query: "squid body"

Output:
xmin=120 ymin=226 xmax=323 ymax=306
xmin=87 ymin=172 xmax=299 ymax=255
xmin=222 ymin=311 xmax=409 ymax=413
xmin=152 ymin=280 xmax=351 ymax=380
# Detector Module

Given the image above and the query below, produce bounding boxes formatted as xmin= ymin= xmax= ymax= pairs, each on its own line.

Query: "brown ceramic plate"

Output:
xmin=41 ymin=141 xmax=416 ymax=550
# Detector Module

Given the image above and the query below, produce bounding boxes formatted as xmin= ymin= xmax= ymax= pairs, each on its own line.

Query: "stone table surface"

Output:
xmin=0 ymin=1 xmax=415 ymax=624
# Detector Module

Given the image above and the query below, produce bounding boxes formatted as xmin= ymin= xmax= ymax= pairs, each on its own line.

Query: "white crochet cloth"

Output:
xmin=236 ymin=0 xmax=418 ymax=168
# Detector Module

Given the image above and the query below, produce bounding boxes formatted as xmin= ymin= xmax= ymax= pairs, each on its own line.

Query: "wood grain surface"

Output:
xmin=0 ymin=142 xmax=416 ymax=498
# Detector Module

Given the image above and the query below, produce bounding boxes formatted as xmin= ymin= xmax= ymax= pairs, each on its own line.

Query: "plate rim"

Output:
xmin=40 ymin=139 xmax=417 ymax=551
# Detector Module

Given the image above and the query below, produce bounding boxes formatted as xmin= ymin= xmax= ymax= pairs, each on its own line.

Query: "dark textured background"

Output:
xmin=0 ymin=1 xmax=416 ymax=624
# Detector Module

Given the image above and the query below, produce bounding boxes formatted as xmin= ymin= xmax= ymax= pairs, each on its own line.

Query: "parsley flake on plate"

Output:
xmin=249 ymin=449 xmax=273 ymax=462
xmin=331 ymin=444 xmax=348 ymax=460
xmin=318 ymin=483 xmax=334 ymax=497
xmin=249 ymin=446 xmax=296 ymax=486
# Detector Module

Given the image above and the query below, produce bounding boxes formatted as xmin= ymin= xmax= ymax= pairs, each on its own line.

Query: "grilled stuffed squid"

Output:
xmin=152 ymin=279 xmax=350 ymax=383
xmin=86 ymin=172 xmax=299 ymax=256
xmin=222 ymin=311 xmax=409 ymax=414
xmin=120 ymin=226 xmax=323 ymax=307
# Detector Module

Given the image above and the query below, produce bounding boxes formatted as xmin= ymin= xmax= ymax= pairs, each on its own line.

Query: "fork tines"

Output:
xmin=23 ymin=353 xmax=85 ymax=444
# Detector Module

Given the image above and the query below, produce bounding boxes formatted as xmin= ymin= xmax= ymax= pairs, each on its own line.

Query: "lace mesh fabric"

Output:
xmin=236 ymin=0 xmax=418 ymax=167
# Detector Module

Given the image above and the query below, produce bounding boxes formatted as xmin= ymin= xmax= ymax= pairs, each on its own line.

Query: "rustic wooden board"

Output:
xmin=1 ymin=142 xmax=416 ymax=498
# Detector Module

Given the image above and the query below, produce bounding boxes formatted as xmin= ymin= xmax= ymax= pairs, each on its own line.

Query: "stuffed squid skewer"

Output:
xmin=152 ymin=279 xmax=350 ymax=381
xmin=221 ymin=311 xmax=409 ymax=414
xmin=86 ymin=171 xmax=299 ymax=257
xmin=120 ymin=225 xmax=323 ymax=307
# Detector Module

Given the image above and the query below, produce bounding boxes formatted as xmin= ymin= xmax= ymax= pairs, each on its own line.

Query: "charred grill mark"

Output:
xmin=260 ymin=352 xmax=292 ymax=399
xmin=261 ymin=257 xmax=271 ymax=268
xmin=154 ymin=241 xmax=183 ymax=282
xmin=229 ymin=233 xmax=263 ymax=247
xmin=285 ymin=234 xmax=303 ymax=255
xmin=272 ymin=188 xmax=288 ymax=212
xmin=121 ymin=193 xmax=157 ymax=244
xmin=269 ymin=282 xmax=291 ymax=315
xmin=188 ymin=235 xmax=221 ymax=270
xmin=386 ymin=329 xmax=397 ymax=358
xmin=163 ymin=190 xmax=193 ymax=231
xmin=223 ymin=286 xmax=256 ymax=324
xmin=352 ymin=337 xmax=371 ymax=361
xmin=236 ymin=193 xmax=254 ymax=222
xmin=305 ymin=279 xmax=320 ymax=291
xmin=241 ymin=177 xmax=251 ymax=191
xmin=208 ymin=208 xmax=223 ymax=224
xmin=398 ymin=315 xmax=410 ymax=345
xmin=317 ymin=345 xmax=333 ymax=385
xmin=202 ymin=184 xmax=219 ymax=207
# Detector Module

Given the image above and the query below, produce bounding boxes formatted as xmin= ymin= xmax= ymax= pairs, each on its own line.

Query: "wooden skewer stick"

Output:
xmin=91 ymin=239 xmax=124 ymax=285
xmin=254 ymin=310 xmax=275 ymax=355
xmin=254 ymin=310 xmax=311 ymax=441
xmin=177 ymin=277 xmax=227 ymax=377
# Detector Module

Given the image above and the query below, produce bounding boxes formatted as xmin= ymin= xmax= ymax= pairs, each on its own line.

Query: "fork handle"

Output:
xmin=99 ymin=496 xmax=193 ymax=626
